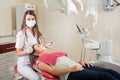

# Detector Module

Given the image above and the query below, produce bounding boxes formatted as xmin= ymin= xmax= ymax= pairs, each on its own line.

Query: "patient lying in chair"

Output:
xmin=29 ymin=43 xmax=120 ymax=80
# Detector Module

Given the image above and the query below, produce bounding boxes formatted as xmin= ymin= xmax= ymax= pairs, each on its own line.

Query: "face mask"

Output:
xmin=26 ymin=20 xmax=36 ymax=27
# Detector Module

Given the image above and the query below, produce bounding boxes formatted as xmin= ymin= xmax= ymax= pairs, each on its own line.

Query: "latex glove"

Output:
xmin=45 ymin=42 xmax=55 ymax=48
xmin=25 ymin=47 xmax=33 ymax=54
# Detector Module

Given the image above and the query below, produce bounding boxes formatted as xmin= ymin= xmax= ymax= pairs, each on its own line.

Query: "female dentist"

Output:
xmin=15 ymin=10 xmax=43 ymax=80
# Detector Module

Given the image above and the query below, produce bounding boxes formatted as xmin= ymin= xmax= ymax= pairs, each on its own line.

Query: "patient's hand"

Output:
xmin=70 ymin=65 xmax=84 ymax=72
xmin=79 ymin=61 xmax=94 ymax=67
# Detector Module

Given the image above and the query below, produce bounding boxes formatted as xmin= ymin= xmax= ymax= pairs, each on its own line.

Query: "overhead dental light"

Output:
xmin=75 ymin=0 xmax=84 ymax=11
xmin=86 ymin=0 xmax=98 ymax=27
xmin=76 ymin=24 xmax=90 ymax=39
xmin=43 ymin=0 xmax=84 ymax=15
xmin=65 ymin=0 xmax=78 ymax=14
xmin=43 ymin=0 xmax=65 ymax=12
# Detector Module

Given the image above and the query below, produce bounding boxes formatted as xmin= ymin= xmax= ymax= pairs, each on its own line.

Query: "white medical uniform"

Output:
xmin=15 ymin=28 xmax=41 ymax=80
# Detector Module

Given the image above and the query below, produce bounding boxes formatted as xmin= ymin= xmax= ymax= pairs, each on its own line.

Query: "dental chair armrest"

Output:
xmin=93 ymin=61 xmax=120 ymax=73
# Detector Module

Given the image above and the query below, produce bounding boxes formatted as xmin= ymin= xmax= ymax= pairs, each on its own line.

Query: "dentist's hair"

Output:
xmin=21 ymin=10 xmax=43 ymax=44
xmin=29 ymin=44 xmax=39 ymax=65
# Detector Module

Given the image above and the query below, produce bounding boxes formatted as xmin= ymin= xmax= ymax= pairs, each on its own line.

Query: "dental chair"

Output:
xmin=33 ymin=64 xmax=60 ymax=80
xmin=14 ymin=61 xmax=120 ymax=80
xmin=14 ymin=64 xmax=60 ymax=80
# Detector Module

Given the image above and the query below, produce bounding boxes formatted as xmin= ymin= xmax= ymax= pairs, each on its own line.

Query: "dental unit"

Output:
xmin=76 ymin=24 xmax=120 ymax=73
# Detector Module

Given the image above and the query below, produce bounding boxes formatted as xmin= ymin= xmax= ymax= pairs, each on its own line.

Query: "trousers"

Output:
xmin=18 ymin=64 xmax=40 ymax=80
xmin=67 ymin=66 xmax=120 ymax=80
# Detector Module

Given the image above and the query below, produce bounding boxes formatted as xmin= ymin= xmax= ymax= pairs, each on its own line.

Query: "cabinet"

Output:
xmin=0 ymin=43 xmax=17 ymax=80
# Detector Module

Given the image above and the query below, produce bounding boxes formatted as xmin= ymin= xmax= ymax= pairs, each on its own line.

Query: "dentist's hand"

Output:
xmin=45 ymin=42 xmax=55 ymax=48
xmin=25 ymin=47 xmax=33 ymax=54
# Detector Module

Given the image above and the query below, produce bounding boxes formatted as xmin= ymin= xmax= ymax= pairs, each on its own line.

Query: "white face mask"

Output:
xmin=26 ymin=20 xmax=36 ymax=27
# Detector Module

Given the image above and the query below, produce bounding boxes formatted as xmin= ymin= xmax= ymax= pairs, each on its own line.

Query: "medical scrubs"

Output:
xmin=15 ymin=28 xmax=42 ymax=80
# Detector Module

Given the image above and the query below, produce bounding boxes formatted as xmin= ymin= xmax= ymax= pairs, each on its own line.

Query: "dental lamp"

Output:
xmin=76 ymin=24 xmax=89 ymax=39
xmin=76 ymin=24 xmax=100 ymax=61
xmin=43 ymin=0 xmax=84 ymax=15
xmin=76 ymin=24 xmax=100 ymax=49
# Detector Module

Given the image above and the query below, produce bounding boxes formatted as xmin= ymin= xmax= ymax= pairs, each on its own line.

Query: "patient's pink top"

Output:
xmin=36 ymin=52 xmax=67 ymax=66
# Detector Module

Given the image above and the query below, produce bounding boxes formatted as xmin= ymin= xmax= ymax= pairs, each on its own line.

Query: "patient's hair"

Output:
xmin=29 ymin=44 xmax=39 ymax=65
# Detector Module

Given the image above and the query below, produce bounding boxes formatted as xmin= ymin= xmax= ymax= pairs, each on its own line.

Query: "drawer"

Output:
xmin=5 ymin=56 xmax=16 ymax=62
xmin=8 ymin=71 xmax=14 ymax=76
xmin=6 ymin=64 xmax=15 ymax=72
xmin=0 ymin=52 xmax=16 ymax=60
xmin=6 ymin=60 xmax=16 ymax=66
xmin=5 ymin=74 xmax=14 ymax=80
xmin=4 ymin=52 xmax=16 ymax=58
xmin=0 ymin=53 xmax=8 ymax=59
xmin=0 ymin=63 xmax=8 ymax=70
xmin=0 ymin=43 xmax=15 ymax=54
xmin=0 ymin=70 xmax=8 ymax=78
xmin=0 ymin=54 xmax=16 ymax=64
xmin=0 ymin=67 xmax=15 ymax=80
xmin=0 ymin=58 xmax=7 ymax=64
xmin=7 ymin=67 xmax=14 ymax=73
xmin=0 ymin=75 xmax=14 ymax=80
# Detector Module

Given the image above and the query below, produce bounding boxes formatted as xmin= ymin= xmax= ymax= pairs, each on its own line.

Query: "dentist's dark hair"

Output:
xmin=29 ymin=44 xmax=39 ymax=65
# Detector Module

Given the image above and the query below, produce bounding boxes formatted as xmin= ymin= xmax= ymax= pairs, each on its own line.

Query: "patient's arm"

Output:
xmin=37 ymin=62 xmax=83 ymax=76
